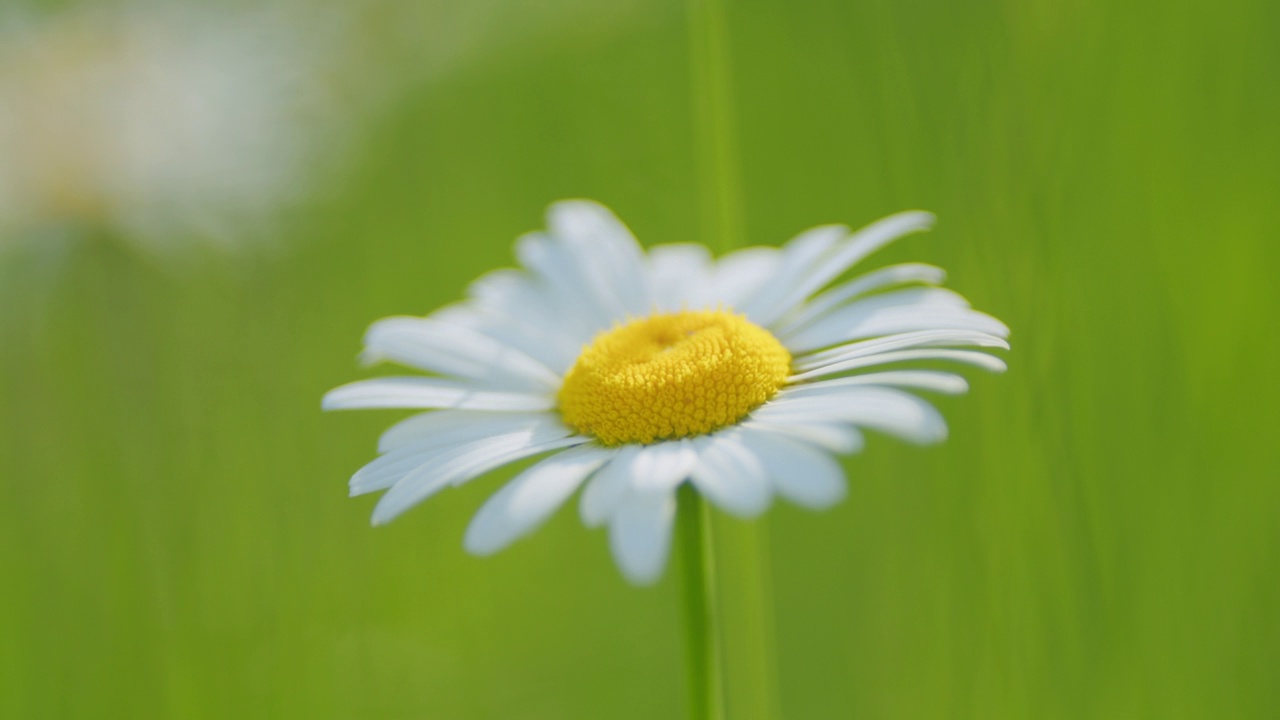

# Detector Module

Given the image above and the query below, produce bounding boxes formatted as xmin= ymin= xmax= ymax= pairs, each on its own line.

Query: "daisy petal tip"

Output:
xmin=549 ymin=197 xmax=607 ymax=214
xmin=320 ymin=390 xmax=343 ymax=411
xmin=699 ymin=483 xmax=774 ymax=519
xmin=462 ymin=530 xmax=503 ymax=558
xmin=547 ymin=199 xmax=624 ymax=235
xmin=795 ymin=484 xmax=848 ymax=511
xmin=370 ymin=501 xmax=406 ymax=528
xmin=608 ymin=495 xmax=676 ymax=586
xmin=579 ymin=480 xmax=619 ymax=528
xmin=618 ymin=562 xmax=666 ymax=587
xmin=742 ymin=497 xmax=775 ymax=519
xmin=514 ymin=229 xmax=541 ymax=246
xmin=882 ymin=209 xmax=936 ymax=233
xmin=462 ymin=503 xmax=525 ymax=557
xmin=907 ymin=209 xmax=937 ymax=227
xmin=322 ymin=381 xmax=381 ymax=411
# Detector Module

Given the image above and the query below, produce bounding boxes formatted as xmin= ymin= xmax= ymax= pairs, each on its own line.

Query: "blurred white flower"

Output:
xmin=0 ymin=3 xmax=359 ymax=253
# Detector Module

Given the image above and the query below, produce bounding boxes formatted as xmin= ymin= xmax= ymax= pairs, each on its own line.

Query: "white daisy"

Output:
xmin=324 ymin=201 xmax=1009 ymax=584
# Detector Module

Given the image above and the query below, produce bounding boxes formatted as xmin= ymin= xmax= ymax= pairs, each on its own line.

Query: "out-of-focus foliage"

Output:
xmin=1 ymin=0 xmax=1276 ymax=717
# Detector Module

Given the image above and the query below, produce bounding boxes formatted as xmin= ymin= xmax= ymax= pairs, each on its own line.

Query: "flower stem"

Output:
xmin=685 ymin=1 xmax=782 ymax=719
xmin=688 ymin=0 xmax=743 ymax=254
xmin=678 ymin=485 xmax=725 ymax=720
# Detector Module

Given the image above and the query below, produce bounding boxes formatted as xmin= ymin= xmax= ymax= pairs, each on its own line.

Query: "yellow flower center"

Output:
xmin=558 ymin=309 xmax=792 ymax=446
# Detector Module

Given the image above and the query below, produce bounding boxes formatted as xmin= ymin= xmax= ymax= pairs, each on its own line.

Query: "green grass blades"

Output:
xmin=1 ymin=0 xmax=1277 ymax=717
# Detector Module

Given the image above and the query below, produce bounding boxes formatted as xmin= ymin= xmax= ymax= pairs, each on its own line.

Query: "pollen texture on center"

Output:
xmin=558 ymin=309 xmax=791 ymax=446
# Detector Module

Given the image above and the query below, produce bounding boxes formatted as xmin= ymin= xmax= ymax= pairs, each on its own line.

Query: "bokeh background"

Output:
xmin=2 ymin=0 xmax=1277 ymax=717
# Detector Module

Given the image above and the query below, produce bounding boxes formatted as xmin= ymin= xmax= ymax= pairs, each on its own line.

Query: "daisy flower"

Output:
xmin=324 ymin=201 xmax=1009 ymax=584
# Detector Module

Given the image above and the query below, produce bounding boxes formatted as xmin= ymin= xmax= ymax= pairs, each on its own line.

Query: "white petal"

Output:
xmin=754 ymin=386 xmax=949 ymax=445
xmin=579 ymin=440 xmax=698 ymax=526
xmin=739 ymin=428 xmax=848 ymax=510
xmin=360 ymin=316 xmax=560 ymax=389
xmin=608 ymin=490 xmax=677 ymax=585
xmin=738 ymin=225 xmax=847 ymax=325
xmin=353 ymin=417 xmax=578 ymax=495
xmin=515 ymin=231 xmax=618 ymax=338
xmin=763 ymin=211 xmax=936 ymax=323
xmin=463 ymin=271 xmax=584 ymax=373
xmin=465 ymin=315 xmax=581 ymax=377
xmin=783 ymin=371 xmax=970 ymax=396
xmin=370 ymin=435 xmax=589 ymax=525
xmin=797 ymin=348 xmax=1008 ymax=377
xmin=580 ymin=445 xmax=640 ymax=527
xmin=348 ymin=446 xmax=438 ymax=496
xmin=463 ymin=444 xmax=615 ymax=556
xmin=741 ymin=419 xmax=865 ymax=454
xmin=777 ymin=263 xmax=946 ymax=335
xmin=547 ymin=200 xmax=651 ymax=317
xmin=648 ymin=243 xmax=713 ymax=311
xmin=784 ymin=297 xmax=1009 ymax=354
xmin=778 ymin=285 xmax=962 ymax=351
xmin=322 ymin=377 xmax=555 ymax=412
xmin=630 ymin=440 xmax=699 ymax=493
xmin=794 ymin=329 xmax=1008 ymax=373
xmin=689 ymin=431 xmax=772 ymax=517
xmin=377 ymin=410 xmax=561 ymax=453
xmin=705 ymin=246 xmax=780 ymax=308
xmin=467 ymin=268 xmax=554 ymax=317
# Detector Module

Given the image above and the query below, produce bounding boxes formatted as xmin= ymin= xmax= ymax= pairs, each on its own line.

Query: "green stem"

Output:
xmin=685 ymin=1 xmax=782 ymax=719
xmin=688 ymin=0 xmax=743 ymax=253
xmin=710 ymin=519 xmax=782 ymax=720
xmin=678 ymin=486 xmax=725 ymax=720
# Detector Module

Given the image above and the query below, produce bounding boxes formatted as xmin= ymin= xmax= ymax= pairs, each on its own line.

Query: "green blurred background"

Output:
xmin=2 ymin=0 xmax=1278 ymax=717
